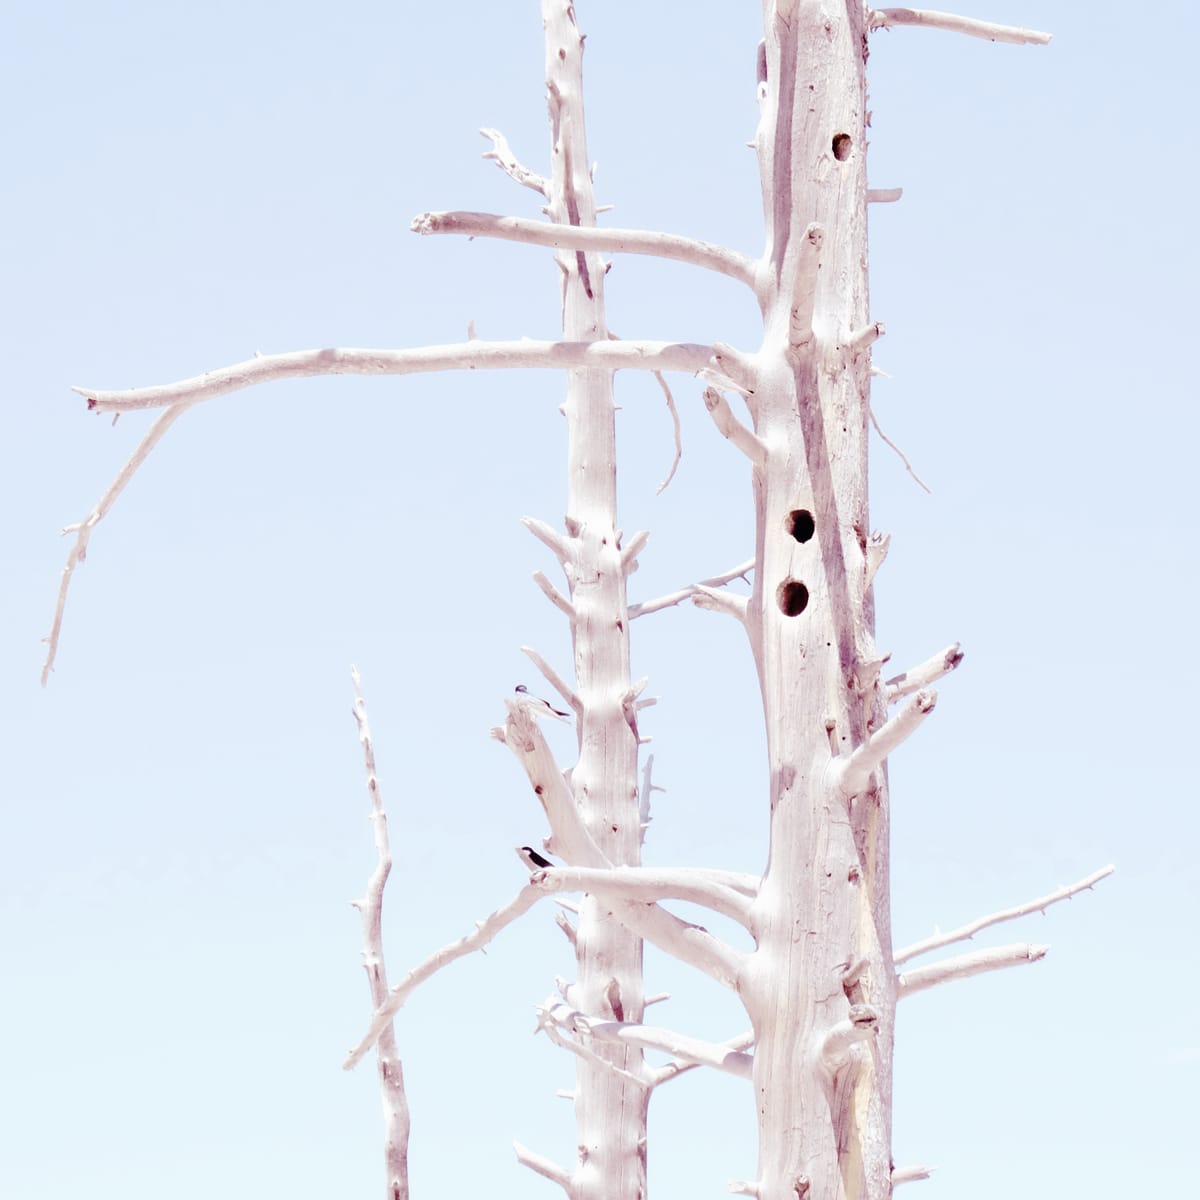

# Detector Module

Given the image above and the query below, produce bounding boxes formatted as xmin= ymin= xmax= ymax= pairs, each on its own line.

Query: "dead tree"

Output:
xmin=46 ymin=4 xmax=1109 ymax=1200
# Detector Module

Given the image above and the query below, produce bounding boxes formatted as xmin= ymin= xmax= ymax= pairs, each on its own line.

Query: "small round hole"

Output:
xmin=777 ymin=580 xmax=810 ymax=616
xmin=787 ymin=509 xmax=815 ymax=543
xmin=832 ymin=133 xmax=852 ymax=161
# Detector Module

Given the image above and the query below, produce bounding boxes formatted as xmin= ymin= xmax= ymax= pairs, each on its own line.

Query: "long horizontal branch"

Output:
xmin=897 ymin=942 xmax=1048 ymax=999
xmin=77 ymin=340 xmax=717 ymax=414
xmin=531 ymin=865 xmax=754 ymax=929
xmin=342 ymin=884 xmax=544 ymax=1069
xmin=894 ymin=865 xmax=1114 ymax=965
xmin=867 ymin=7 xmax=1051 ymax=45
xmin=412 ymin=210 xmax=758 ymax=290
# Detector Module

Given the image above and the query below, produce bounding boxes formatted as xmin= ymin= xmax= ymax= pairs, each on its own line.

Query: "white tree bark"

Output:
xmin=46 ymin=5 xmax=1108 ymax=1200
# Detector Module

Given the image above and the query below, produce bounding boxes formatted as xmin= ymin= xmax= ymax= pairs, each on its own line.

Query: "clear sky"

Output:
xmin=2 ymin=2 xmax=1193 ymax=1197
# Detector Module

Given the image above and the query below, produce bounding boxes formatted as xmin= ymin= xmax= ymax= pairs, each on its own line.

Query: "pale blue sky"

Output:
xmin=2 ymin=2 xmax=1194 ymax=1197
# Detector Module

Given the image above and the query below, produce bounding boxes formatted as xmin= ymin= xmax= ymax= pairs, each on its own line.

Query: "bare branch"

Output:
xmin=520 ymin=645 xmax=580 ymax=714
xmin=867 ymin=188 xmax=904 ymax=203
xmin=830 ymin=689 xmax=936 ymax=798
xmin=819 ymin=1005 xmax=879 ymax=1074
xmin=692 ymin=584 xmax=750 ymax=624
xmin=479 ymin=128 xmax=549 ymax=198
xmin=513 ymin=1142 xmax=572 ymax=1193
xmin=523 ymin=516 xmax=571 ymax=563
xmin=531 ymin=569 xmax=576 ymax=618
xmin=868 ymin=8 xmax=1052 ymax=45
xmin=77 ymin=339 xmax=717 ymax=414
xmin=864 ymin=530 xmax=891 ymax=591
xmin=544 ymin=1001 xmax=754 ymax=1082
xmin=892 ymin=1165 xmax=936 ymax=1186
xmin=650 ymin=1030 xmax=756 ymax=1088
xmin=638 ymin=753 xmax=662 ymax=845
xmin=843 ymin=321 xmax=885 ymax=356
xmin=343 ymin=884 xmax=545 ymax=1069
xmin=709 ymin=342 xmax=759 ymax=396
xmin=41 ymin=400 xmax=195 ymax=685
xmin=870 ymin=404 xmax=932 ymax=494
xmin=620 ymin=529 xmax=650 ymax=572
xmin=530 ymin=864 xmax=755 ymax=930
xmin=652 ymin=369 xmax=683 ymax=494
xmin=349 ymin=670 xmax=410 ymax=1199
xmin=631 ymin=558 xmax=753 ymax=620
xmin=536 ymin=1003 xmax=649 ymax=1088
xmin=703 ymin=387 xmax=767 ymax=466
xmin=412 ymin=210 xmax=758 ymax=289
xmin=885 ymin=643 xmax=963 ymax=703
xmin=895 ymin=865 xmax=1114 ymax=965
xmin=897 ymin=942 xmax=1049 ymax=999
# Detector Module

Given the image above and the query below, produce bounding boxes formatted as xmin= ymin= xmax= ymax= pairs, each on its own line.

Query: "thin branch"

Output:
xmin=867 ymin=187 xmax=904 ymax=203
xmin=703 ymin=387 xmax=767 ymax=466
xmin=531 ymin=569 xmax=576 ymax=619
xmin=41 ymin=400 xmax=195 ymax=685
xmin=349 ymin=670 xmax=410 ymax=1200
xmin=630 ymin=558 xmax=754 ymax=620
xmin=885 ymin=642 xmax=963 ymax=703
xmin=638 ymin=753 xmax=662 ymax=845
xmin=513 ymin=1142 xmax=572 ymax=1193
xmin=830 ymin=689 xmax=936 ymax=798
xmin=868 ymin=8 xmax=1052 ymax=45
xmin=530 ymin=865 xmax=755 ymax=929
xmin=894 ymin=865 xmax=1114 ymax=965
xmin=536 ymin=1003 xmax=649 ymax=1088
xmin=76 ymin=339 xmax=718 ymax=414
xmin=693 ymin=584 xmax=750 ymax=624
xmin=870 ymin=404 xmax=932 ymax=493
xmin=412 ymin=210 xmax=758 ymax=290
xmin=544 ymin=1001 xmax=754 ymax=1082
xmin=897 ymin=942 xmax=1049 ymax=999
xmin=479 ymin=128 xmax=549 ymax=199
xmin=342 ymin=884 xmax=544 ymax=1070
xmin=653 ymin=370 xmax=683 ymax=494
xmin=649 ymin=1030 xmax=756 ymax=1088
xmin=520 ymin=645 xmax=580 ymax=714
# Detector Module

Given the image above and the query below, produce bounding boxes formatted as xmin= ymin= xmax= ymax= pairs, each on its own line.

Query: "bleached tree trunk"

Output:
xmin=520 ymin=5 xmax=649 ymax=1198
xmin=727 ymin=7 xmax=894 ymax=1197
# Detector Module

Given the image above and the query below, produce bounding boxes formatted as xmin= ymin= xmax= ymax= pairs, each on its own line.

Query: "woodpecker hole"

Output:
xmin=832 ymin=133 xmax=852 ymax=161
xmin=777 ymin=580 xmax=810 ymax=616
xmin=787 ymin=509 xmax=815 ymax=543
